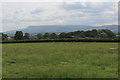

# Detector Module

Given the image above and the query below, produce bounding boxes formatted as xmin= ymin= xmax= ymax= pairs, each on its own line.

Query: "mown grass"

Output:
xmin=0 ymin=44 xmax=2 ymax=79
xmin=2 ymin=42 xmax=118 ymax=78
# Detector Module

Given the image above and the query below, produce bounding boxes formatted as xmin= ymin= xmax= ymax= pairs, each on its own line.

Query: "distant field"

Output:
xmin=2 ymin=42 xmax=118 ymax=78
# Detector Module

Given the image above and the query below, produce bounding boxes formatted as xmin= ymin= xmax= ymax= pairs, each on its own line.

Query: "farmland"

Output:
xmin=2 ymin=42 xmax=118 ymax=78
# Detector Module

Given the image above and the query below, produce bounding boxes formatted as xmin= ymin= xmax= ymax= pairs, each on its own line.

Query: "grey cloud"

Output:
xmin=2 ymin=2 xmax=117 ymax=32
xmin=62 ymin=2 xmax=90 ymax=10
xmin=62 ymin=2 xmax=116 ymax=16
xmin=14 ymin=9 xmax=23 ymax=14
xmin=30 ymin=8 xmax=43 ymax=14
xmin=62 ymin=2 xmax=113 ymax=10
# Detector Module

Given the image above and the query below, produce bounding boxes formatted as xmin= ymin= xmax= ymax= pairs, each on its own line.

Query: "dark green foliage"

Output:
xmin=117 ymin=35 xmax=120 ymax=40
xmin=43 ymin=33 xmax=50 ymax=39
xmin=59 ymin=32 xmax=67 ymax=38
xmin=49 ymin=33 xmax=58 ymax=39
xmin=37 ymin=33 xmax=43 ymax=39
xmin=2 ymin=38 xmax=119 ymax=43
xmin=58 ymin=29 xmax=116 ymax=39
xmin=66 ymin=32 xmax=74 ymax=38
xmin=84 ymin=30 xmax=98 ymax=37
xmin=3 ymin=29 xmax=117 ymax=41
xmin=97 ymin=31 xmax=108 ymax=38
xmin=79 ymin=31 xmax=85 ymax=38
xmin=24 ymin=33 xmax=30 ymax=40
xmin=90 ymin=29 xmax=99 ymax=37
xmin=101 ymin=29 xmax=116 ymax=38
xmin=73 ymin=31 xmax=81 ymax=37
xmin=73 ymin=31 xmax=85 ymax=38
xmin=84 ymin=30 xmax=91 ymax=37
xmin=14 ymin=31 xmax=24 ymax=40
xmin=2 ymin=33 xmax=8 ymax=40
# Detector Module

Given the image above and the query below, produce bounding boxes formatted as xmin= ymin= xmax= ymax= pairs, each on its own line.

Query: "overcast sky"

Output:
xmin=1 ymin=1 xmax=118 ymax=32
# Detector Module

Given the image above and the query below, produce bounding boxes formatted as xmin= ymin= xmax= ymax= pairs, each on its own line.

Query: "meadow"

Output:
xmin=2 ymin=42 xmax=118 ymax=78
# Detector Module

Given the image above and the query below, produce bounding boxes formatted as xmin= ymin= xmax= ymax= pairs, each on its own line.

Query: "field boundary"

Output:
xmin=1 ymin=39 xmax=119 ymax=43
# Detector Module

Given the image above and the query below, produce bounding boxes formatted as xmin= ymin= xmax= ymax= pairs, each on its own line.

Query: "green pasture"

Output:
xmin=2 ymin=42 xmax=118 ymax=78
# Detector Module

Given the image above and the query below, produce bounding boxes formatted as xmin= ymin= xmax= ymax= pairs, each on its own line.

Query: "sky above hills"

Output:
xmin=1 ymin=1 xmax=118 ymax=32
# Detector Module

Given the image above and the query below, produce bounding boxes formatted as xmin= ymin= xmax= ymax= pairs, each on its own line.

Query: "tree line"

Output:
xmin=2 ymin=29 xmax=118 ymax=41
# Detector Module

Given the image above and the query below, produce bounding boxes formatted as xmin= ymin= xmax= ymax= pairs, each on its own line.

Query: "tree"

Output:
xmin=37 ymin=33 xmax=43 ymax=39
xmin=50 ymin=33 xmax=58 ymax=39
xmin=14 ymin=31 xmax=24 ymax=40
xmin=73 ymin=31 xmax=81 ymax=37
xmin=79 ymin=31 xmax=85 ymax=38
xmin=59 ymin=32 xmax=66 ymax=38
xmin=65 ymin=32 xmax=74 ymax=38
xmin=90 ymin=29 xmax=98 ymax=37
xmin=101 ymin=29 xmax=116 ymax=38
xmin=24 ymin=33 xmax=30 ymax=40
xmin=43 ymin=33 xmax=50 ymax=39
xmin=84 ymin=30 xmax=91 ymax=37
xmin=98 ymin=32 xmax=107 ymax=38
xmin=117 ymin=35 xmax=120 ymax=40
xmin=2 ymin=33 xmax=8 ymax=40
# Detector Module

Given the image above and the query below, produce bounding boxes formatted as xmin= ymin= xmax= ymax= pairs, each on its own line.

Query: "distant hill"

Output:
xmin=5 ymin=25 xmax=118 ymax=35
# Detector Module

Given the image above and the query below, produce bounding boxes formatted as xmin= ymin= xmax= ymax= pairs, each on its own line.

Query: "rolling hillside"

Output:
xmin=5 ymin=25 xmax=118 ymax=35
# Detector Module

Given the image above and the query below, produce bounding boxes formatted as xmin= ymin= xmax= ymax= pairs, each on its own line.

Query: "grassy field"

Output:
xmin=2 ymin=42 xmax=118 ymax=78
